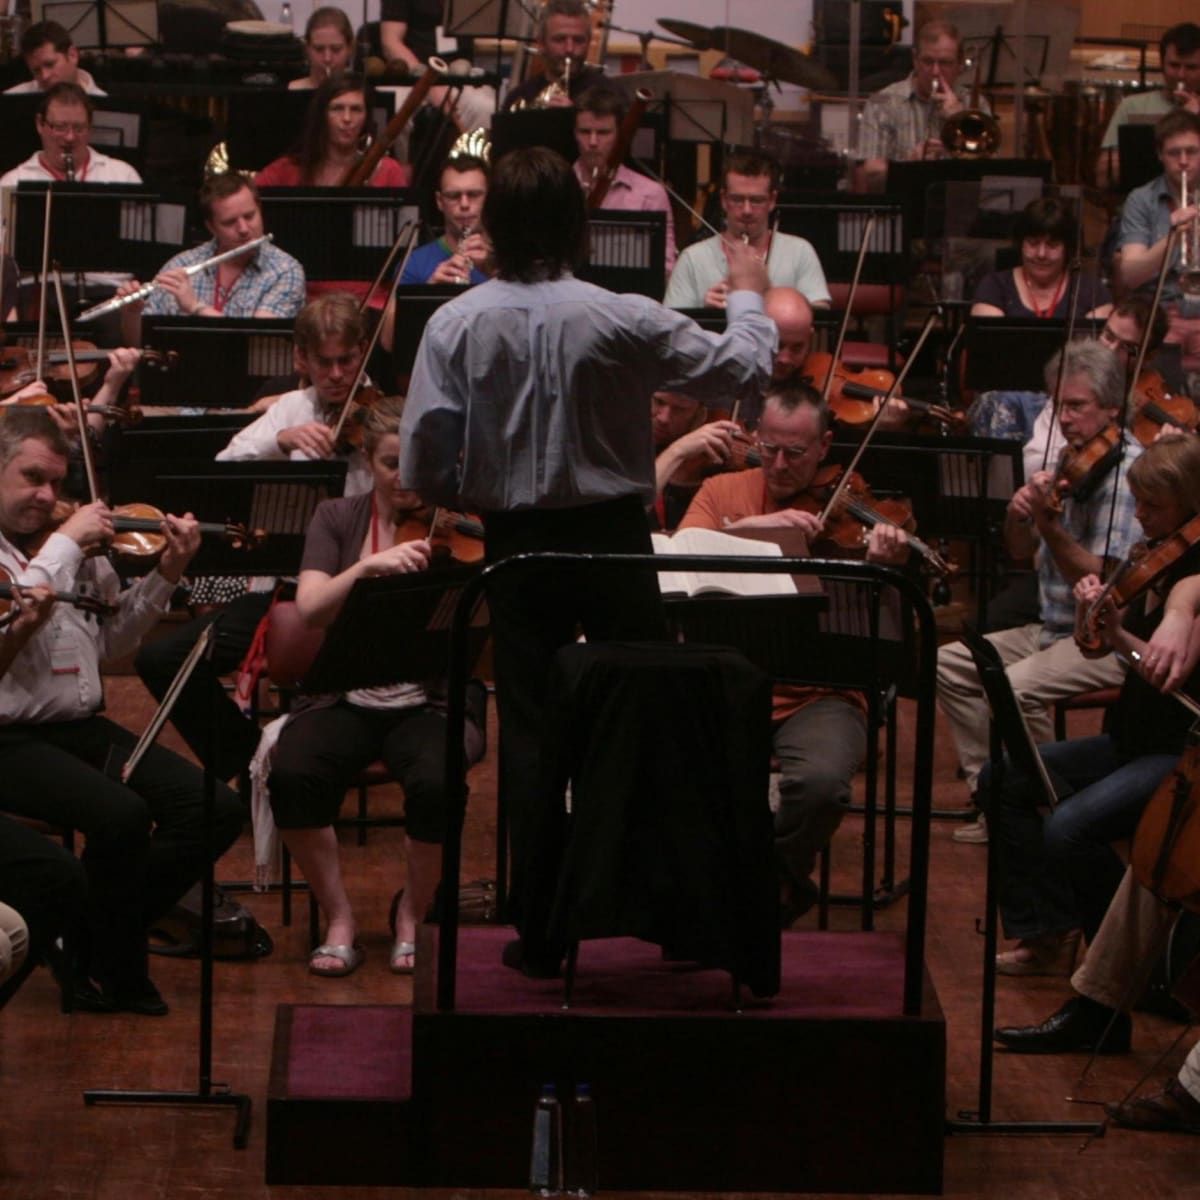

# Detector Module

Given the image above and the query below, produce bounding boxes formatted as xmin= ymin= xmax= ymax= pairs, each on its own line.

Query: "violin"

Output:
xmin=800 ymin=351 xmax=964 ymax=431
xmin=394 ymin=505 xmax=484 ymax=566
xmin=10 ymin=387 xmax=143 ymax=427
xmin=795 ymin=464 xmax=956 ymax=578
xmin=1131 ymin=719 xmax=1200 ymax=913
xmin=1048 ymin=422 xmax=1122 ymax=509
xmin=1130 ymin=369 xmax=1199 ymax=447
xmin=1075 ymin=512 xmax=1200 ymax=652
xmin=0 ymin=563 xmax=115 ymax=624
xmin=0 ymin=343 xmax=176 ymax=400
xmin=668 ymin=421 xmax=762 ymax=487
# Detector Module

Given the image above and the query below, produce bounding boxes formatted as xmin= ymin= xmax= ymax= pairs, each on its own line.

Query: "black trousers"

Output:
xmin=0 ymin=814 xmax=87 ymax=1006
xmin=135 ymin=590 xmax=274 ymax=782
xmin=481 ymin=494 xmax=667 ymax=919
xmin=0 ymin=717 xmax=244 ymax=989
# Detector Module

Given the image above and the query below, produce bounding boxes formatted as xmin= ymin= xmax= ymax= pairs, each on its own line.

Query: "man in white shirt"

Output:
xmin=3 ymin=21 xmax=106 ymax=95
xmin=664 ymin=150 xmax=830 ymax=311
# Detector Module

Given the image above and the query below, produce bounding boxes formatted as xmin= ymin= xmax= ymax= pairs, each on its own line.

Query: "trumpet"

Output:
xmin=75 ymin=234 xmax=274 ymax=322
xmin=1178 ymin=173 xmax=1200 ymax=296
xmin=514 ymin=53 xmax=573 ymax=110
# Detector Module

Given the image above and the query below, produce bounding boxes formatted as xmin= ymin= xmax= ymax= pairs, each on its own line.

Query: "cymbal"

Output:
xmin=656 ymin=18 xmax=713 ymax=51
xmin=709 ymin=25 xmax=837 ymax=91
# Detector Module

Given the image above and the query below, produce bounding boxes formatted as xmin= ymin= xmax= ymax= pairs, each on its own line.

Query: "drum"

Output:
xmin=221 ymin=18 xmax=304 ymax=65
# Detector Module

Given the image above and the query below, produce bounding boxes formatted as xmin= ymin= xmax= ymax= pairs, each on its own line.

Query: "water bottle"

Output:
xmin=529 ymin=1083 xmax=563 ymax=1196
xmin=279 ymin=0 xmax=293 ymax=30
xmin=564 ymin=1083 xmax=598 ymax=1197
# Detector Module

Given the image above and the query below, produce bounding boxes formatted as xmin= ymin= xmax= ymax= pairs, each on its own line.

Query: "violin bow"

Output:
xmin=1039 ymin=195 xmax=1086 ymax=474
xmin=49 ymin=265 xmax=100 ymax=502
xmin=821 ymin=212 xmax=877 ymax=405
xmin=328 ymin=223 xmax=421 ymax=447
xmin=816 ymin=306 xmax=942 ymax=528
xmin=35 ymin=185 xmax=53 ymax=382
xmin=357 ymin=216 xmax=417 ymax=316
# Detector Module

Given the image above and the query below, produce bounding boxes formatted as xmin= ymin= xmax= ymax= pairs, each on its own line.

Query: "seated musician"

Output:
xmin=1115 ymin=110 xmax=1200 ymax=354
xmin=3 ymin=21 xmax=106 ymax=96
xmin=289 ymin=6 xmax=355 ymax=90
xmin=1098 ymin=23 xmax=1200 ymax=188
xmin=396 ymin=153 xmax=491 ymax=287
xmin=500 ymin=0 xmax=603 ymax=111
xmin=266 ymin=397 xmax=482 ymax=976
xmin=116 ymin=173 xmax=306 ymax=344
xmin=379 ymin=0 xmax=494 ymax=133
xmin=651 ymin=390 xmax=740 ymax=531
xmin=855 ymin=20 xmax=988 ymax=192
xmin=977 ymin=434 xmax=1200 ymax=974
xmin=255 ymin=75 xmax=410 ymax=188
xmin=665 ymin=151 xmax=830 ymax=312
xmin=994 ymin=568 xmax=1200 ymax=1132
xmin=676 ymin=382 xmax=910 ymax=921
xmin=938 ymin=341 xmax=1144 ymax=838
xmin=572 ymin=85 xmax=676 ymax=272
xmin=0 ymin=407 xmax=243 ymax=1014
xmin=971 ymin=197 xmax=1111 ymax=321
xmin=135 ymin=293 xmax=376 ymax=783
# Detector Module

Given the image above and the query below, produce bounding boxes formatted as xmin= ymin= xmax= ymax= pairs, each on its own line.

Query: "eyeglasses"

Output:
xmin=43 ymin=120 xmax=88 ymax=135
xmin=756 ymin=439 xmax=815 ymax=463
xmin=440 ymin=189 xmax=485 ymax=202
xmin=725 ymin=193 xmax=772 ymax=209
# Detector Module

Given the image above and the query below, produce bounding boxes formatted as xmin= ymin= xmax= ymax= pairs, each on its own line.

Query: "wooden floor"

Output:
xmin=1 ymin=675 xmax=1198 ymax=1200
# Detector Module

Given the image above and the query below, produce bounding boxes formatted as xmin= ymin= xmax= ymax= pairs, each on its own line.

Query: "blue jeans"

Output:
xmin=980 ymin=735 xmax=1179 ymax=941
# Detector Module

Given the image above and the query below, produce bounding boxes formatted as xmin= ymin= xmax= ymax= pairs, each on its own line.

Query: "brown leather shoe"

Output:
xmin=1106 ymin=1080 xmax=1200 ymax=1134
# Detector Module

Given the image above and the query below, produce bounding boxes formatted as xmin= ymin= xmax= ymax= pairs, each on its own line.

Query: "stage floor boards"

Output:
xmin=1 ymin=675 xmax=1197 ymax=1198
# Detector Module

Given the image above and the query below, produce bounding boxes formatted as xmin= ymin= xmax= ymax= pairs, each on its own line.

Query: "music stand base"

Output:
xmin=84 ymin=1087 xmax=252 ymax=1148
xmin=947 ymin=1114 xmax=1103 ymax=1136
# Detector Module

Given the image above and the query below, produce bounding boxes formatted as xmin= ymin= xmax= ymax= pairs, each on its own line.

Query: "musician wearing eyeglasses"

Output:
xmin=1115 ymin=110 xmax=1200 ymax=340
xmin=1099 ymin=23 xmax=1200 ymax=188
xmin=676 ymin=383 xmax=909 ymax=923
xmin=3 ymin=21 xmax=106 ymax=96
xmin=114 ymin=174 xmax=306 ymax=345
xmin=664 ymin=151 xmax=830 ymax=312
xmin=0 ymin=407 xmax=242 ymax=1017
xmin=856 ymin=20 xmax=988 ymax=191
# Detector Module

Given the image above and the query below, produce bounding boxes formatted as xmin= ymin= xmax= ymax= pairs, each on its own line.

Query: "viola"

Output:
xmin=1132 ymin=720 xmax=1200 ymax=913
xmin=1130 ymin=369 xmax=1199 ymax=447
xmin=1049 ymin=422 xmax=1122 ymax=509
xmin=1075 ymin=512 xmax=1200 ymax=652
xmin=0 ymin=343 xmax=176 ymax=400
xmin=800 ymin=351 xmax=964 ymax=431
xmin=0 ymin=563 xmax=115 ymax=623
xmin=394 ymin=505 xmax=485 ymax=566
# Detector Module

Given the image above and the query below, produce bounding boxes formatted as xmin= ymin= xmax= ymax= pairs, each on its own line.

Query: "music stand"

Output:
xmin=1118 ymin=123 xmax=1160 ymax=194
xmin=947 ymin=623 xmax=1100 ymax=1135
xmin=964 ymin=317 xmax=1069 ymax=393
xmin=491 ymin=107 xmax=577 ymax=165
xmin=39 ymin=0 xmax=157 ymax=50
xmin=139 ymin=317 xmax=296 ymax=408
xmin=389 ymin=285 xmax=456 ymax=381
xmin=577 ymin=210 xmax=666 ymax=299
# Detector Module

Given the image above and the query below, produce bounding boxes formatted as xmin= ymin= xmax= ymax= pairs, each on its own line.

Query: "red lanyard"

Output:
xmin=1023 ymin=269 xmax=1066 ymax=319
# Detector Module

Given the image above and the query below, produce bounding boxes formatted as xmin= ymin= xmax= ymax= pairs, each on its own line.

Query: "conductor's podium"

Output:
xmin=267 ymin=926 xmax=945 ymax=1193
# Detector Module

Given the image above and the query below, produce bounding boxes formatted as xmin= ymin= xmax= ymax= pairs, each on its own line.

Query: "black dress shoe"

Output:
xmin=994 ymin=995 xmax=1131 ymax=1054
xmin=69 ymin=979 xmax=118 ymax=1014
xmin=1106 ymin=1079 xmax=1200 ymax=1134
xmin=110 ymin=978 xmax=169 ymax=1017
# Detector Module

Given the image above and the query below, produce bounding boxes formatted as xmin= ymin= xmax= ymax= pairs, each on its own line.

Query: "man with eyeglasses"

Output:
xmin=397 ymin=154 xmax=491 ymax=287
xmin=664 ymin=150 xmax=830 ymax=311
xmin=856 ymin=20 xmax=988 ymax=192
xmin=676 ymin=384 xmax=910 ymax=923
xmin=135 ymin=293 xmax=378 ymax=784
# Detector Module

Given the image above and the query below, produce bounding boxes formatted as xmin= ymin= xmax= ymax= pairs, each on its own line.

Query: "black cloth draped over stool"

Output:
xmin=519 ymin=641 xmax=781 ymax=998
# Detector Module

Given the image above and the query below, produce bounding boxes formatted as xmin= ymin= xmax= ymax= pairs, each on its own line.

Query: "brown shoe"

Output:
xmin=995 ymin=930 xmax=1081 ymax=977
xmin=1106 ymin=1079 xmax=1200 ymax=1134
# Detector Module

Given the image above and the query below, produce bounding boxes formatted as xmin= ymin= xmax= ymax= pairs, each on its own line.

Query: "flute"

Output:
xmin=75 ymin=234 xmax=274 ymax=323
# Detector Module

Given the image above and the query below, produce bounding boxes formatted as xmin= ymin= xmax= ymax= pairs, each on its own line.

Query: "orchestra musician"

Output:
xmin=501 ymin=0 xmax=604 ymax=111
xmin=572 ymin=85 xmax=676 ymax=272
xmin=0 ymin=407 xmax=243 ymax=1015
xmin=856 ymin=20 xmax=988 ymax=191
xmin=255 ymin=75 xmax=410 ymax=188
xmin=676 ymin=383 xmax=910 ymax=921
xmin=397 ymin=153 xmax=491 ymax=287
xmin=1099 ymin=22 xmax=1200 ymax=187
xmin=289 ymin=7 xmax=356 ymax=91
xmin=937 ymin=341 xmax=1144 ymax=839
xmin=970 ymin=197 xmax=1112 ymax=321
xmin=3 ymin=21 xmax=106 ymax=96
xmin=977 ymin=434 xmax=1200 ymax=977
xmin=650 ymin=390 xmax=739 ymax=531
xmin=664 ymin=151 xmax=831 ymax=312
xmin=115 ymin=173 xmax=306 ymax=344
xmin=264 ymin=397 xmax=483 ymax=977
xmin=135 ymin=294 xmax=375 ymax=783
xmin=399 ymin=146 xmax=774 ymax=965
